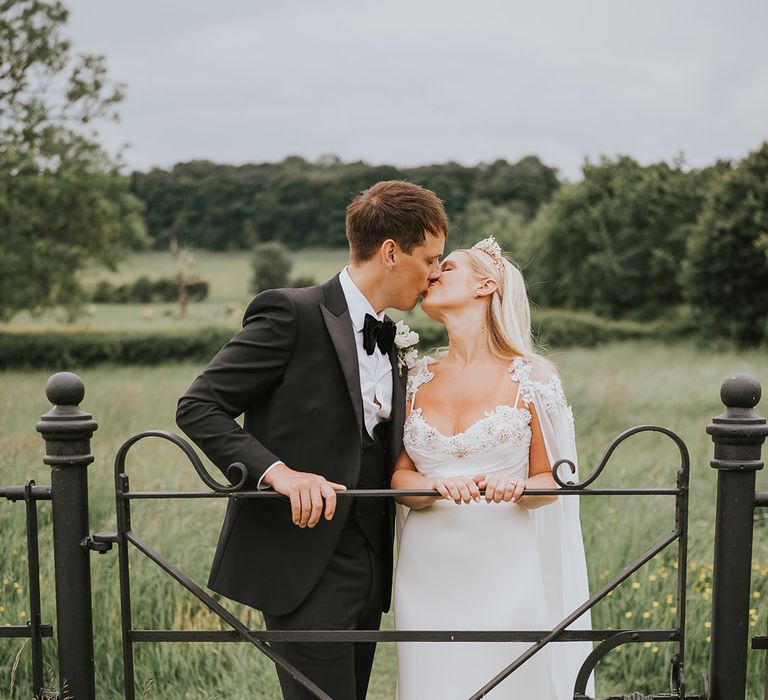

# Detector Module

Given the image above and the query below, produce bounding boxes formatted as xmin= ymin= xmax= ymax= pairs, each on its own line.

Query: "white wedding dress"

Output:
xmin=394 ymin=356 xmax=594 ymax=699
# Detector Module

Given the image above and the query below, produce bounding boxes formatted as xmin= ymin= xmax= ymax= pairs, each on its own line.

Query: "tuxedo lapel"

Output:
xmin=320 ymin=275 xmax=364 ymax=437
xmin=387 ymin=317 xmax=408 ymax=462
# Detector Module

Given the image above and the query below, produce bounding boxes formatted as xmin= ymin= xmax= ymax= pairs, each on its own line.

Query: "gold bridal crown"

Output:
xmin=472 ymin=236 xmax=505 ymax=273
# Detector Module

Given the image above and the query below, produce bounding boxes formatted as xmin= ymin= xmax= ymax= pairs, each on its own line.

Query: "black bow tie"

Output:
xmin=363 ymin=313 xmax=396 ymax=356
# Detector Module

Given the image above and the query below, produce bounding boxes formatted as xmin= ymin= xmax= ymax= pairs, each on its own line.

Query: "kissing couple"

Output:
xmin=176 ymin=180 xmax=593 ymax=699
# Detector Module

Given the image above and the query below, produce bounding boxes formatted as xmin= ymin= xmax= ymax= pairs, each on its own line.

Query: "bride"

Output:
xmin=392 ymin=237 xmax=594 ymax=699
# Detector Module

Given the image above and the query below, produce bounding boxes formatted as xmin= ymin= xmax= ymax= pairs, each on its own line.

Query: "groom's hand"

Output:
xmin=262 ymin=463 xmax=347 ymax=528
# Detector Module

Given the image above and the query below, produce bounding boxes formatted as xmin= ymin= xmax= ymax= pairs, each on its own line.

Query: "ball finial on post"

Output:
xmin=720 ymin=373 xmax=762 ymax=411
xmin=45 ymin=371 xmax=86 ymax=407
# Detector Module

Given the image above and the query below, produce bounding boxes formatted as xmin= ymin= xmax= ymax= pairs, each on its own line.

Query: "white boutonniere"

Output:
xmin=394 ymin=320 xmax=419 ymax=373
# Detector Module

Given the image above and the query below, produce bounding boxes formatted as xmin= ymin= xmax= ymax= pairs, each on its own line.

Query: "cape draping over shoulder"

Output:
xmin=513 ymin=357 xmax=595 ymax=698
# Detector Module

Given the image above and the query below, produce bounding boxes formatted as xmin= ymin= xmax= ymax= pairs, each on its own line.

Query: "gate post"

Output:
xmin=707 ymin=373 xmax=767 ymax=699
xmin=36 ymin=372 xmax=98 ymax=700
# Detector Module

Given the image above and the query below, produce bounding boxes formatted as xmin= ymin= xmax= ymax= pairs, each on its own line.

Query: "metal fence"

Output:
xmin=1 ymin=370 xmax=766 ymax=700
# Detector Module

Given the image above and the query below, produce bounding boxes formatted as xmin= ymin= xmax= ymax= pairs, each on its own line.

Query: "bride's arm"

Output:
xmin=517 ymin=402 xmax=558 ymax=509
xmin=391 ymin=449 xmax=440 ymax=510
xmin=391 ymin=449 xmax=482 ymax=508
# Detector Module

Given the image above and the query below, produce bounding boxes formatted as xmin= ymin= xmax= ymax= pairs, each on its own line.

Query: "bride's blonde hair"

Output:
xmin=460 ymin=242 xmax=555 ymax=373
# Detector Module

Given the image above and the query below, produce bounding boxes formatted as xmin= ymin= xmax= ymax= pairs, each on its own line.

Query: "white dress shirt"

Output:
xmin=258 ymin=268 xmax=392 ymax=487
xmin=338 ymin=266 xmax=393 ymax=437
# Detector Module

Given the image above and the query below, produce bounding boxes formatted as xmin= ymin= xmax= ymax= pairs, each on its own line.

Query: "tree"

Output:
xmin=129 ymin=156 xmax=561 ymax=252
xmin=525 ymin=156 xmax=713 ymax=319
xmin=454 ymin=199 xmax=531 ymax=264
xmin=251 ymin=241 xmax=293 ymax=293
xmin=683 ymin=143 xmax=768 ymax=344
xmin=473 ymin=156 xmax=560 ymax=218
xmin=0 ymin=0 xmax=146 ymax=321
xmin=170 ymin=238 xmax=195 ymax=318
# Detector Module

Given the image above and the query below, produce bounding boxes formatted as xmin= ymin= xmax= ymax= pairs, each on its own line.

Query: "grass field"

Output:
xmin=4 ymin=250 xmax=352 ymax=332
xmin=2 ymin=341 xmax=768 ymax=698
xmin=1 ymin=250 xmax=435 ymax=334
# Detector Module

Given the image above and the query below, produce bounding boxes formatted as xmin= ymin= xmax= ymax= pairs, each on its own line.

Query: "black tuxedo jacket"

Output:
xmin=176 ymin=274 xmax=407 ymax=615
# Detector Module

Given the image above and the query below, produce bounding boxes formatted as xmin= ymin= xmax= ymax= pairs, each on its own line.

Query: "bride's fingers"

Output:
xmin=456 ymin=480 xmax=472 ymax=504
xmin=502 ymin=480 xmax=516 ymax=502
xmin=472 ymin=473 xmax=486 ymax=485
xmin=484 ymin=479 xmax=497 ymax=503
xmin=446 ymin=481 xmax=462 ymax=503
xmin=467 ymin=479 xmax=481 ymax=502
xmin=493 ymin=481 xmax=506 ymax=503
xmin=512 ymin=481 xmax=526 ymax=502
xmin=434 ymin=480 xmax=450 ymax=499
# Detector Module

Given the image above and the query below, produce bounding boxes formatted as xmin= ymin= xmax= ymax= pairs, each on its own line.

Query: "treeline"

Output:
xmin=128 ymin=144 xmax=768 ymax=344
xmin=129 ymin=155 xmax=559 ymax=250
xmin=516 ymin=145 xmax=768 ymax=343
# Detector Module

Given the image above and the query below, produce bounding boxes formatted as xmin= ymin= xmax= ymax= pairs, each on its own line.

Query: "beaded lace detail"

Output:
xmin=406 ymin=355 xmax=436 ymax=398
xmin=405 ymin=405 xmax=531 ymax=460
xmin=404 ymin=356 xmax=533 ymax=459
xmin=508 ymin=357 xmax=575 ymax=439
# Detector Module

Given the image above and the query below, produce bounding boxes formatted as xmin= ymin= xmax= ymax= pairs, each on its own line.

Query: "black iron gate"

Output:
xmin=1 ymin=370 xmax=766 ymax=699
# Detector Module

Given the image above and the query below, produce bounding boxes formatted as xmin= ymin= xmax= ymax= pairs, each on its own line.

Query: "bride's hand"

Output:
xmin=477 ymin=473 xmax=525 ymax=504
xmin=431 ymin=476 xmax=482 ymax=504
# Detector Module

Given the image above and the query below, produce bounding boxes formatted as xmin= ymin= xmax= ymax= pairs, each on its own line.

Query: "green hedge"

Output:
xmin=408 ymin=308 xmax=695 ymax=353
xmin=0 ymin=328 xmax=234 ymax=370
xmin=91 ymin=276 xmax=209 ymax=303
xmin=0 ymin=310 xmax=695 ymax=370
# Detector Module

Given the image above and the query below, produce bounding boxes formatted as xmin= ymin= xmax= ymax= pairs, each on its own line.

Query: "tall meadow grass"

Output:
xmin=1 ymin=340 xmax=767 ymax=698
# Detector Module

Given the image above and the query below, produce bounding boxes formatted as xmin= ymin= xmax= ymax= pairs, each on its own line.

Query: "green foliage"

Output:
xmin=452 ymin=198 xmax=532 ymax=262
xmin=250 ymin=240 xmax=293 ymax=293
xmin=129 ymin=156 xmax=560 ymax=251
xmin=526 ymin=157 xmax=720 ymax=320
xmin=0 ymin=310 xmax=697 ymax=370
xmin=392 ymin=309 xmax=697 ymax=357
xmin=472 ymin=156 xmax=560 ymax=217
xmin=0 ymin=327 xmax=233 ymax=369
xmin=0 ymin=0 xmax=147 ymax=322
xmin=683 ymin=142 xmax=768 ymax=345
xmin=91 ymin=276 xmax=209 ymax=303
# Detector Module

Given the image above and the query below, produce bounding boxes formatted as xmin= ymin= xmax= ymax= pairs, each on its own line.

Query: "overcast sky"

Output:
xmin=66 ymin=0 xmax=767 ymax=181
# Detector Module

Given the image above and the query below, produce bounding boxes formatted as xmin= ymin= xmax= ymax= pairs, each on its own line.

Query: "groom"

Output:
xmin=175 ymin=180 xmax=447 ymax=700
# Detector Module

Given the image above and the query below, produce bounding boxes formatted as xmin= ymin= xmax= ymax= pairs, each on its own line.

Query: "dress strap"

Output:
xmin=407 ymin=356 xmax=436 ymax=409
xmin=512 ymin=380 xmax=523 ymax=409
xmin=508 ymin=356 xmax=533 ymax=408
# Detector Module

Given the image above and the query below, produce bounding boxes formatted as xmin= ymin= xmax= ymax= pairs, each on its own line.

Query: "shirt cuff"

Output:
xmin=257 ymin=461 xmax=284 ymax=490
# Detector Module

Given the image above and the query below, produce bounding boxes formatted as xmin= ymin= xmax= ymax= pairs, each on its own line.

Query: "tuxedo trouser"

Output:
xmin=263 ymin=540 xmax=384 ymax=700
xmin=263 ymin=425 xmax=389 ymax=700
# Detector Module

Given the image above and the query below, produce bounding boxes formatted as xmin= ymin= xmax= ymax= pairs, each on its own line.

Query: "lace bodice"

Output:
xmin=403 ymin=355 xmax=575 ymax=480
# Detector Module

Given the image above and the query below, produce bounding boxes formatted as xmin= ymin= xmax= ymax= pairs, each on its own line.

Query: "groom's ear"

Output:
xmin=475 ymin=278 xmax=498 ymax=298
xmin=380 ymin=239 xmax=398 ymax=269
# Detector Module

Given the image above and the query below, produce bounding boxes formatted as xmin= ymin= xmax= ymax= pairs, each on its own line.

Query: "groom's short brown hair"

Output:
xmin=346 ymin=180 xmax=448 ymax=262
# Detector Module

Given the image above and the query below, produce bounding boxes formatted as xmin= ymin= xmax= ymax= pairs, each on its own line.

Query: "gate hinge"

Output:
xmin=81 ymin=532 xmax=117 ymax=553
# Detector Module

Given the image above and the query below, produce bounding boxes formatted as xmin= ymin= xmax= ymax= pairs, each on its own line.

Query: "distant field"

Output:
xmin=2 ymin=341 xmax=768 ymax=697
xmin=3 ymin=249 xmax=433 ymax=332
xmin=79 ymin=249 xmax=351 ymax=303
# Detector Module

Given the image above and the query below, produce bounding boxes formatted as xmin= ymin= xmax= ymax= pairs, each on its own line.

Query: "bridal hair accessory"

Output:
xmin=472 ymin=236 xmax=505 ymax=274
